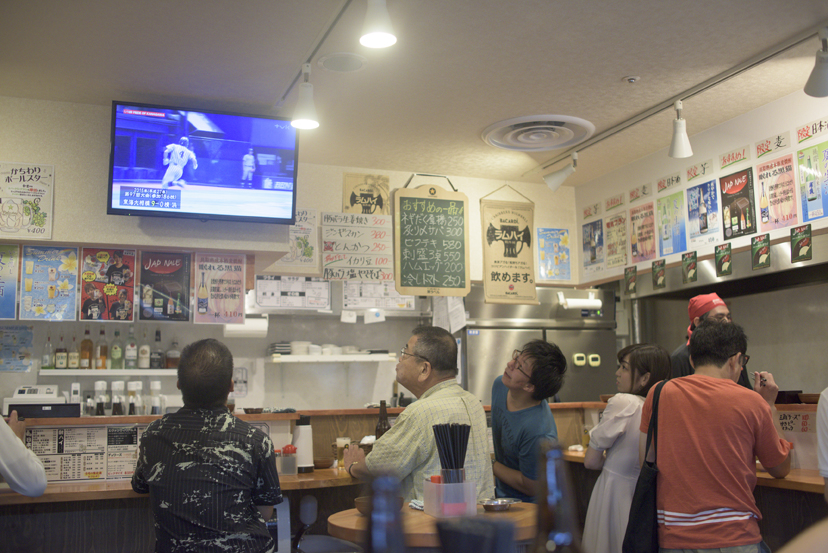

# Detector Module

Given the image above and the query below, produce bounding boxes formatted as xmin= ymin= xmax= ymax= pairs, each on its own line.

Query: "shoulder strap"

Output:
xmin=645 ymin=380 xmax=667 ymax=464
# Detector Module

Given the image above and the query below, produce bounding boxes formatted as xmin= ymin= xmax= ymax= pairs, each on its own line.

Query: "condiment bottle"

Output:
xmin=41 ymin=333 xmax=55 ymax=370
xmin=55 ymin=334 xmax=68 ymax=369
xmin=281 ymin=444 xmax=297 ymax=475
xmin=94 ymin=380 xmax=108 ymax=416
xmin=376 ymin=400 xmax=390 ymax=439
xmin=111 ymin=381 xmax=126 ymax=415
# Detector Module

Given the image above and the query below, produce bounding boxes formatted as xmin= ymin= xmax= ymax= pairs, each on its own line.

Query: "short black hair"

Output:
xmin=689 ymin=320 xmax=747 ymax=369
xmin=618 ymin=343 xmax=671 ymax=397
xmin=411 ymin=325 xmax=458 ymax=376
xmin=178 ymin=339 xmax=233 ymax=408
xmin=522 ymin=340 xmax=567 ymax=401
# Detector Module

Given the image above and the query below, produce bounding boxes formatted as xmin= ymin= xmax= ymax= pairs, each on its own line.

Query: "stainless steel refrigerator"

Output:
xmin=456 ymin=285 xmax=617 ymax=404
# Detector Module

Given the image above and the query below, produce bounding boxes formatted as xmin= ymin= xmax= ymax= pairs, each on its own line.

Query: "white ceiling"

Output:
xmin=2 ymin=0 xmax=828 ymax=188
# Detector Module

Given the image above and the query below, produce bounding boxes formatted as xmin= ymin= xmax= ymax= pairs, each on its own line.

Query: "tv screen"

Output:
xmin=107 ymin=101 xmax=298 ymax=225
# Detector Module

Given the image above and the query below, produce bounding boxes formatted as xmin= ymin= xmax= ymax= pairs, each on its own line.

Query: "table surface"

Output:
xmin=328 ymin=502 xmax=538 ymax=548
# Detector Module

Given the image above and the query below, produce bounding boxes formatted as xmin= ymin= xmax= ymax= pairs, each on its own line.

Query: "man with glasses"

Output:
xmin=343 ymin=326 xmax=494 ymax=501
xmin=491 ymin=340 xmax=566 ymax=502
xmin=640 ymin=321 xmax=790 ymax=553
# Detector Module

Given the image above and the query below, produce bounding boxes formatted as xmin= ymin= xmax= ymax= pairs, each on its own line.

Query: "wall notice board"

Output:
xmin=394 ymin=184 xmax=470 ymax=296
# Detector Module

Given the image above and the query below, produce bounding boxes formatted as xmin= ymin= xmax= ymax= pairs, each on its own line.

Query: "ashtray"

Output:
xmin=479 ymin=498 xmax=521 ymax=512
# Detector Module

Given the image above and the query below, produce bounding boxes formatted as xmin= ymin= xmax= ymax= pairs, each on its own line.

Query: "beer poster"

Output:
xmin=19 ymin=246 xmax=78 ymax=322
xmin=0 ymin=245 xmax=20 ymax=320
xmin=796 ymin=141 xmax=828 ymax=223
xmin=791 ymin=224 xmax=812 ymax=263
xmin=480 ymin=199 xmax=537 ymax=304
xmin=682 ymin=251 xmax=697 ymax=284
xmin=80 ymin=248 xmax=135 ymax=322
xmin=652 ymin=259 xmax=666 ymax=289
xmin=624 ymin=266 xmax=637 ymax=295
xmin=656 ymin=191 xmax=686 ymax=257
xmin=629 ymin=201 xmax=655 ymax=263
xmin=582 ymin=219 xmax=604 ymax=273
xmin=537 ymin=228 xmax=570 ymax=281
xmin=720 ymin=168 xmax=757 ymax=240
xmin=757 ymin=154 xmax=798 ymax=231
xmin=687 ymin=179 xmax=719 ymax=248
xmin=715 ymin=243 xmax=732 ymax=277
xmin=751 ymin=234 xmax=770 ymax=270
xmin=138 ymin=252 xmax=191 ymax=322
xmin=342 ymin=173 xmax=390 ymax=215
xmin=605 ymin=213 xmax=627 ymax=268
xmin=194 ymin=253 xmax=245 ymax=325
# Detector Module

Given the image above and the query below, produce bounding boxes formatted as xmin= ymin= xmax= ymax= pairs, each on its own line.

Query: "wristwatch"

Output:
xmin=348 ymin=461 xmax=359 ymax=477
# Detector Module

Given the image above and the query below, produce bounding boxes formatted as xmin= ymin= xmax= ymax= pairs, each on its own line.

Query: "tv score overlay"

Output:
xmin=119 ymin=187 xmax=181 ymax=210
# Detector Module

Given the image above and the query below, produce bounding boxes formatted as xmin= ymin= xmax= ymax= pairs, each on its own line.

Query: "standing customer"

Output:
xmin=132 ymin=339 xmax=281 ymax=553
xmin=817 ymin=385 xmax=828 ymax=504
xmin=582 ymin=344 xmax=671 ymax=553
xmin=491 ymin=339 xmax=567 ymax=502
xmin=0 ymin=410 xmax=47 ymax=497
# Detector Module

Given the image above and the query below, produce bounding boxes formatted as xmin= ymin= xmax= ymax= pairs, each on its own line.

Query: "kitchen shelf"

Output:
xmin=268 ymin=354 xmax=396 ymax=363
xmin=38 ymin=369 xmax=177 ymax=377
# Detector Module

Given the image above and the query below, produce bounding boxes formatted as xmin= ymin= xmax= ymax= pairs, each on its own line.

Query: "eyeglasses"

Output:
xmin=728 ymin=352 xmax=750 ymax=368
xmin=511 ymin=350 xmax=532 ymax=379
xmin=704 ymin=312 xmax=733 ymax=323
xmin=400 ymin=346 xmax=431 ymax=365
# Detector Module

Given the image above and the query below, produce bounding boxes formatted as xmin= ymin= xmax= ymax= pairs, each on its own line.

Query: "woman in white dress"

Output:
xmin=582 ymin=344 xmax=671 ymax=553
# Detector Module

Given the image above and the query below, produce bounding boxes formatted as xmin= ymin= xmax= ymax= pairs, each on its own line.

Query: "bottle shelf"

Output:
xmin=267 ymin=354 xmax=396 ymax=364
xmin=38 ymin=369 xmax=177 ymax=377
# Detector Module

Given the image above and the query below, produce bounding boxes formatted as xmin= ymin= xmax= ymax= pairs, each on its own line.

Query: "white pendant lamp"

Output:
xmin=542 ymin=152 xmax=578 ymax=192
xmin=804 ymin=27 xmax=828 ymax=98
xmin=668 ymin=100 xmax=693 ymax=159
xmin=360 ymin=0 xmax=397 ymax=48
xmin=291 ymin=64 xmax=319 ymax=130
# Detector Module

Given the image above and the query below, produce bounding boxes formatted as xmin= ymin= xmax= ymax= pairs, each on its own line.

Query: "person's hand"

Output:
xmin=5 ymin=410 xmax=26 ymax=442
xmin=754 ymin=371 xmax=779 ymax=407
xmin=343 ymin=443 xmax=365 ymax=469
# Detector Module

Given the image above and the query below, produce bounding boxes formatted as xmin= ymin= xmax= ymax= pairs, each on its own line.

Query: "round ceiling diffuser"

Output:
xmin=481 ymin=115 xmax=595 ymax=152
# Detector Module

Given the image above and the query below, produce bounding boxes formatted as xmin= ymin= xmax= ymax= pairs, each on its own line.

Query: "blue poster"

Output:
xmin=582 ymin=220 xmax=603 ymax=269
xmin=657 ymin=191 xmax=686 ymax=257
xmin=687 ymin=179 xmax=719 ymax=248
xmin=0 ymin=245 xmax=19 ymax=320
xmin=20 ymin=246 xmax=78 ymax=321
xmin=537 ymin=228 xmax=570 ymax=281
xmin=797 ymin=142 xmax=828 ymax=223
xmin=0 ymin=325 xmax=34 ymax=372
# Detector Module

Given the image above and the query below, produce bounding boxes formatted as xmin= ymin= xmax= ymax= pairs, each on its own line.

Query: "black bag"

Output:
xmin=622 ymin=380 xmax=667 ymax=553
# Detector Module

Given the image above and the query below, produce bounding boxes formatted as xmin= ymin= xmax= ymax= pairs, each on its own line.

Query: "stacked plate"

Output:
xmin=289 ymin=341 xmax=311 ymax=355
xmin=268 ymin=342 xmax=291 ymax=356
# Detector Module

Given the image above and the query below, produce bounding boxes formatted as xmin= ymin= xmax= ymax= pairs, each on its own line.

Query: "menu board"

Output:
xmin=255 ymin=276 xmax=331 ymax=310
xmin=322 ymin=212 xmax=393 ymax=281
xmin=394 ymin=185 xmax=470 ymax=296
xmin=343 ymin=281 xmax=415 ymax=310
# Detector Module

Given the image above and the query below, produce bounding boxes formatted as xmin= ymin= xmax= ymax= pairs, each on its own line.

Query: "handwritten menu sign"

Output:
xmin=255 ymin=276 xmax=331 ymax=310
xmin=322 ymin=212 xmax=393 ymax=281
xmin=394 ymin=185 xmax=470 ymax=296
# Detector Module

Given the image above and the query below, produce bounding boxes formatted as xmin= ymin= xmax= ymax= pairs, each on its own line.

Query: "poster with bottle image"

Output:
xmin=720 ymin=167 xmax=757 ymax=240
xmin=193 ymin=253 xmax=245 ymax=325
xmin=629 ymin=201 xmax=655 ymax=263
xmin=796 ymin=142 xmax=828 ymax=223
xmin=0 ymin=245 xmax=20 ymax=320
xmin=757 ymin=154 xmax=798 ymax=231
xmin=687 ymin=179 xmax=719 ymax=248
xmin=624 ymin=266 xmax=636 ymax=294
xmin=656 ymin=192 xmax=686 ymax=257
xmin=536 ymin=228 xmax=570 ymax=281
xmin=682 ymin=251 xmax=697 ymax=284
xmin=605 ymin=213 xmax=627 ymax=268
xmin=80 ymin=248 xmax=135 ymax=321
xmin=751 ymin=234 xmax=771 ymax=270
xmin=19 ymin=246 xmax=78 ymax=322
xmin=715 ymin=243 xmax=732 ymax=277
xmin=791 ymin=224 xmax=812 ymax=263
xmin=652 ymin=259 xmax=666 ymax=289
xmin=138 ymin=252 xmax=191 ymax=322
xmin=581 ymin=220 xmax=603 ymax=272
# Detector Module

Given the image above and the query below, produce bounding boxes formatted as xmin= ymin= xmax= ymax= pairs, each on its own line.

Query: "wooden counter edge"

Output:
xmin=23 ymin=412 xmax=300 ymax=426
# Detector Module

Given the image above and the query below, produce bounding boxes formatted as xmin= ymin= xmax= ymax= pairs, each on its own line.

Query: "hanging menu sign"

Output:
xmin=682 ymin=251 xmax=697 ymax=284
xmin=751 ymin=234 xmax=771 ymax=270
xmin=0 ymin=162 xmax=55 ymax=240
xmin=715 ymin=243 xmax=732 ymax=277
xmin=791 ymin=224 xmax=812 ymax=263
xmin=343 ymin=281 xmax=415 ymax=310
xmin=624 ymin=266 xmax=637 ymax=294
xmin=255 ymin=276 xmax=331 ymax=310
xmin=652 ymin=259 xmax=666 ymax=289
xmin=394 ymin=185 xmax=470 ymax=296
xmin=322 ymin=212 xmax=393 ymax=281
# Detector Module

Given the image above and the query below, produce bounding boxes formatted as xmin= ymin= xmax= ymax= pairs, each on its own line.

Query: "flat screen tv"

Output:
xmin=107 ymin=101 xmax=298 ymax=225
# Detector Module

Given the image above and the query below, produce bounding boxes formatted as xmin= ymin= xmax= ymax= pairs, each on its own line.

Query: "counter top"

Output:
xmin=22 ymin=412 xmax=300 ymax=426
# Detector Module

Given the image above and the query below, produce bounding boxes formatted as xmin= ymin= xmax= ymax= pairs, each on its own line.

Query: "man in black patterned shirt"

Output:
xmin=132 ymin=339 xmax=282 ymax=553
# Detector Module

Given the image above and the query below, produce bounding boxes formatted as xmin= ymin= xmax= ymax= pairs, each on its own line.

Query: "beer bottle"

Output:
xmin=375 ymin=400 xmax=391 ymax=439
xmin=533 ymin=444 xmax=584 ymax=553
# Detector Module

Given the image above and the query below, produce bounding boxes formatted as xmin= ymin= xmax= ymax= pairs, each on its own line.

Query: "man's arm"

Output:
xmin=754 ymin=371 xmax=791 ymax=479
xmin=492 ymin=461 xmax=536 ymax=497
xmin=343 ymin=443 xmax=369 ymax=479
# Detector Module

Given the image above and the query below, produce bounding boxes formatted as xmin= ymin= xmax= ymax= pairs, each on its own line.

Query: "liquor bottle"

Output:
xmin=150 ymin=328 xmax=165 ymax=369
xmin=110 ymin=329 xmax=125 ymax=370
xmin=731 ymin=203 xmax=738 ymax=230
xmin=138 ymin=327 xmax=151 ymax=369
xmin=760 ymin=183 xmax=770 ymax=224
xmin=375 ymin=400 xmax=391 ymax=439
xmin=661 ymin=205 xmax=671 ymax=241
xmin=740 ymin=210 xmax=746 ymax=231
xmin=124 ymin=325 xmax=138 ymax=369
xmin=533 ymin=445 xmax=584 ymax=553
xmin=55 ymin=334 xmax=68 ymax=369
xmin=630 ymin=221 xmax=638 ymax=257
xmin=80 ymin=325 xmax=94 ymax=369
xmin=745 ymin=207 xmax=751 ymax=230
xmin=806 ymin=156 xmax=819 ymax=201
xmin=174 ymin=293 xmax=182 ymax=315
xmin=197 ymin=272 xmax=209 ymax=314
xmin=95 ymin=327 xmax=109 ymax=369
xmin=698 ymin=189 xmax=708 ymax=234
xmin=167 ymin=294 xmax=175 ymax=315
xmin=588 ymin=229 xmax=596 ymax=263
xmin=723 ymin=204 xmax=731 ymax=233
xmin=165 ymin=339 xmax=181 ymax=369
xmin=68 ymin=336 xmax=80 ymax=369
xmin=41 ymin=333 xmax=55 ymax=370
xmin=364 ymin=475 xmax=406 ymax=553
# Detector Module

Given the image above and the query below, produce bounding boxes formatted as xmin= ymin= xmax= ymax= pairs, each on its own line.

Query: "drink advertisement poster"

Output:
xmin=624 ymin=266 xmax=637 ymax=294
xmin=138 ymin=252 xmax=191 ymax=322
xmin=0 ymin=245 xmax=20 ymax=320
xmin=751 ymin=234 xmax=771 ymax=270
xmin=270 ymin=208 xmax=318 ymax=272
xmin=581 ymin=219 xmax=604 ymax=272
xmin=720 ymin=168 xmax=757 ymax=240
xmin=629 ymin=201 xmax=655 ymax=263
xmin=791 ymin=224 xmax=812 ymax=263
xmin=19 ymin=246 xmax=78 ymax=322
xmin=194 ymin=253 xmax=245 ymax=325
xmin=796 ymin=142 xmax=828 ymax=223
xmin=536 ymin=228 xmax=570 ymax=281
xmin=656 ymin=191 xmax=686 ymax=257
xmin=687 ymin=179 xmax=719 ymax=248
xmin=757 ymin=154 xmax=798 ymax=231
xmin=80 ymin=248 xmax=135 ymax=322
xmin=652 ymin=259 xmax=666 ymax=289
xmin=715 ymin=243 xmax=732 ymax=277
xmin=0 ymin=162 xmax=54 ymax=240
xmin=605 ymin=213 xmax=627 ymax=268
xmin=682 ymin=251 xmax=697 ymax=284
xmin=480 ymin=199 xmax=537 ymax=304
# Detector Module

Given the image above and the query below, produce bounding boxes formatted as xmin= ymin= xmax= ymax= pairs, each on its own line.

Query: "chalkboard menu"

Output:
xmin=394 ymin=185 xmax=470 ymax=296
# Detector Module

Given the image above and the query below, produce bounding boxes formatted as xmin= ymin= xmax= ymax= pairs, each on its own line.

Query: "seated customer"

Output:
xmin=132 ymin=339 xmax=281 ymax=553
xmin=1 ymin=410 xmax=47 ymax=497
xmin=491 ymin=340 xmax=566 ymax=502
xmin=344 ymin=326 xmax=494 ymax=501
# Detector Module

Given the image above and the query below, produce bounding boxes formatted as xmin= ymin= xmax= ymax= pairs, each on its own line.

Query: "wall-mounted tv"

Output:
xmin=107 ymin=101 xmax=298 ymax=225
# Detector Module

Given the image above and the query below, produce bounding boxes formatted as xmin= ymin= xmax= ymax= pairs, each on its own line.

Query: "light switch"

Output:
xmin=573 ymin=353 xmax=586 ymax=367
xmin=588 ymin=354 xmax=601 ymax=367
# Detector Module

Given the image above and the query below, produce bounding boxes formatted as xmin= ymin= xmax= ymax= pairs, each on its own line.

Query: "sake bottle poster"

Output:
xmin=138 ymin=252 xmax=191 ymax=322
xmin=629 ymin=201 xmax=655 ymax=263
xmin=19 ymin=246 xmax=78 ymax=321
xmin=582 ymin=220 xmax=604 ymax=272
xmin=80 ymin=248 xmax=135 ymax=321
xmin=656 ymin=191 xmax=686 ymax=257
xmin=0 ymin=245 xmax=20 ymax=320
xmin=687 ymin=179 xmax=719 ymax=248
xmin=757 ymin=153 xmax=798 ymax=231
xmin=193 ymin=253 xmax=245 ymax=325
xmin=796 ymin=141 xmax=828 ymax=223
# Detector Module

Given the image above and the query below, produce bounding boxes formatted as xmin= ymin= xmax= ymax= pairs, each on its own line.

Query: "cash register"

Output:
xmin=3 ymin=384 xmax=78 ymax=417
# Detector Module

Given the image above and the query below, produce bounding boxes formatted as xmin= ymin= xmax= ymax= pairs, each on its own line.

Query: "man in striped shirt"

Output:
xmin=640 ymin=321 xmax=790 ymax=553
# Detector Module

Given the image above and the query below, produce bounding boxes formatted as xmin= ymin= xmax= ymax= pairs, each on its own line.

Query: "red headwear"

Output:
xmin=685 ymin=293 xmax=726 ymax=344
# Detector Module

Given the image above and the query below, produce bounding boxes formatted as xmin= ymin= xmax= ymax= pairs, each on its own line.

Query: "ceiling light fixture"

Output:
xmin=360 ymin=0 xmax=396 ymax=48
xmin=804 ymin=27 xmax=828 ymax=97
xmin=542 ymin=152 xmax=578 ymax=192
xmin=668 ymin=100 xmax=693 ymax=159
xmin=291 ymin=64 xmax=319 ymax=130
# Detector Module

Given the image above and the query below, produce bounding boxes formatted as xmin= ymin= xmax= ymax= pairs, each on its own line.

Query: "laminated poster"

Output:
xmin=80 ymin=248 xmax=135 ymax=322
xmin=652 ymin=259 xmax=666 ymax=289
xmin=138 ymin=252 xmax=191 ymax=322
xmin=0 ymin=325 xmax=34 ymax=372
xmin=20 ymin=246 xmax=78 ymax=322
xmin=629 ymin=202 xmax=655 ymax=263
xmin=656 ymin=192 xmax=686 ymax=257
xmin=582 ymin=220 xmax=603 ymax=272
xmin=536 ymin=228 xmax=570 ymax=281
xmin=757 ymin=154 xmax=798 ymax=231
xmin=193 ymin=253 xmax=245 ymax=325
xmin=270 ymin=208 xmax=318 ymax=272
xmin=791 ymin=224 xmax=812 ymax=263
xmin=796 ymin=141 xmax=828 ymax=223
xmin=720 ymin=168 xmax=757 ymax=240
xmin=687 ymin=179 xmax=719 ymax=248
xmin=751 ymin=234 xmax=771 ymax=270
xmin=0 ymin=245 xmax=20 ymax=320
xmin=604 ymin=213 xmax=627 ymax=268
xmin=480 ymin=199 xmax=537 ymax=304
xmin=682 ymin=251 xmax=697 ymax=284
xmin=624 ymin=266 xmax=637 ymax=295
xmin=715 ymin=243 xmax=732 ymax=277
xmin=0 ymin=162 xmax=54 ymax=240
xmin=342 ymin=173 xmax=391 ymax=215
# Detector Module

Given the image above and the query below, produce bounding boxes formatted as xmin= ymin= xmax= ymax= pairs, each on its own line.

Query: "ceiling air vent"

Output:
xmin=481 ymin=115 xmax=595 ymax=152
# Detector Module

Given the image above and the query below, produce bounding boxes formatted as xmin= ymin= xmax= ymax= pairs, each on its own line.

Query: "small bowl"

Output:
xmin=354 ymin=495 xmax=404 ymax=516
xmin=243 ymin=408 xmax=263 ymax=415
xmin=798 ymin=393 xmax=820 ymax=404
xmin=313 ymin=458 xmax=334 ymax=469
xmin=479 ymin=498 xmax=521 ymax=512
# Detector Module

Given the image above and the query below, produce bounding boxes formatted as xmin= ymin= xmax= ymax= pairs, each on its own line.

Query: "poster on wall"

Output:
xmin=605 ymin=213 xmax=627 ymax=268
xmin=791 ymin=224 xmax=812 ymax=263
xmin=629 ymin=202 xmax=655 ymax=263
xmin=536 ymin=228 xmax=570 ymax=281
xmin=757 ymin=154 xmax=798 ymax=231
xmin=687 ymin=179 xmax=719 ymax=248
xmin=624 ymin=266 xmax=636 ymax=294
xmin=0 ymin=162 xmax=54 ymax=240
xmin=269 ymin=208 xmax=318 ymax=272
xmin=193 ymin=253 xmax=245 ymax=325
xmin=19 ymin=246 xmax=78 ymax=322
xmin=480 ymin=199 xmax=537 ymax=304
xmin=796 ymin=142 xmax=828 ymax=223
xmin=342 ymin=173 xmax=390 ymax=215
xmin=138 ymin=252 xmax=191 ymax=322
xmin=80 ymin=248 xmax=135 ymax=321
xmin=656 ymin=191 xmax=686 ymax=257
xmin=715 ymin=243 xmax=732 ymax=277
xmin=720 ymin=167 xmax=757 ymax=240
xmin=0 ymin=325 xmax=33 ymax=372
xmin=0 ymin=245 xmax=20 ymax=320
xmin=682 ymin=251 xmax=697 ymax=284
xmin=582 ymin=219 xmax=603 ymax=273
xmin=751 ymin=234 xmax=770 ymax=270
xmin=652 ymin=259 xmax=666 ymax=289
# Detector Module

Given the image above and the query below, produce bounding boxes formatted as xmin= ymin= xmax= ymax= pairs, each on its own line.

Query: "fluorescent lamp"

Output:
xmin=668 ymin=100 xmax=693 ymax=158
xmin=804 ymin=27 xmax=828 ymax=98
xmin=557 ymin=291 xmax=602 ymax=310
xmin=360 ymin=0 xmax=397 ymax=48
